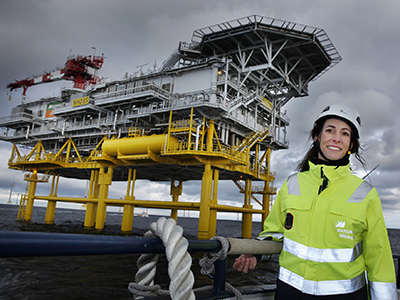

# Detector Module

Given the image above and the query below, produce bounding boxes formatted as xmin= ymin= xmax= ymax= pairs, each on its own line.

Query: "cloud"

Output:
xmin=0 ymin=0 xmax=399 ymax=228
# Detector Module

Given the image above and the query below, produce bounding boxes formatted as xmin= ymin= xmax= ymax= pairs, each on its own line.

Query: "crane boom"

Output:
xmin=7 ymin=53 xmax=105 ymax=95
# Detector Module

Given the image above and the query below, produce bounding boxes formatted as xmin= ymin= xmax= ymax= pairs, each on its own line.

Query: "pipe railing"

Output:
xmin=0 ymin=230 xmax=227 ymax=297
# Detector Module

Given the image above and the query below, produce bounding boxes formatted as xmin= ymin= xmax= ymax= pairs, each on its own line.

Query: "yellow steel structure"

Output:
xmin=1 ymin=15 xmax=342 ymax=240
xmin=9 ymin=109 xmax=276 ymax=239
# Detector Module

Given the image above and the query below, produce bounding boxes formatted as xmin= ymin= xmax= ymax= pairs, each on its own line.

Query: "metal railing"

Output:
xmin=0 ymin=112 xmax=43 ymax=125
xmin=93 ymin=84 xmax=170 ymax=103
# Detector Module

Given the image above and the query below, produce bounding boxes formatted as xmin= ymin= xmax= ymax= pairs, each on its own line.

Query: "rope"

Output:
xmin=199 ymin=236 xmax=229 ymax=277
xmin=128 ymin=218 xmax=195 ymax=300
xmin=129 ymin=217 xmax=245 ymax=300
xmin=199 ymin=236 xmax=243 ymax=300
xmin=227 ymin=237 xmax=282 ymax=255
xmin=131 ymin=231 xmax=160 ymax=291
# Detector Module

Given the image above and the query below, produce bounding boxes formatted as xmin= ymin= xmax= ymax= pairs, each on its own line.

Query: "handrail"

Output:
xmin=0 ymin=231 xmax=221 ymax=257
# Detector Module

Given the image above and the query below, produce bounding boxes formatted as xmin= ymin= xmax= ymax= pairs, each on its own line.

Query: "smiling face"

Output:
xmin=315 ymin=118 xmax=352 ymax=161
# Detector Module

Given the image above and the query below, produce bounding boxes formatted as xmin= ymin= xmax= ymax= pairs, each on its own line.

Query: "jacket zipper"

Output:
xmin=318 ymin=168 xmax=328 ymax=194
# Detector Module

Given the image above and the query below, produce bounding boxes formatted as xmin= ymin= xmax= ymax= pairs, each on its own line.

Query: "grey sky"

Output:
xmin=1 ymin=0 xmax=400 ymax=227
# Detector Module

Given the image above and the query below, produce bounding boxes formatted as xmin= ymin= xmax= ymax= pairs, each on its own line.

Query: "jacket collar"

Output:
xmin=308 ymin=159 xmax=351 ymax=183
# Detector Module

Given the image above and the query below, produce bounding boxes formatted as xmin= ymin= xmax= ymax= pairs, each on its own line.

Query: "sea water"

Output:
xmin=0 ymin=204 xmax=398 ymax=299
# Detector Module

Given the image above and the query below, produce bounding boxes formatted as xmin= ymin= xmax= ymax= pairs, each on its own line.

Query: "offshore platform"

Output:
xmin=1 ymin=15 xmax=340 ymax=239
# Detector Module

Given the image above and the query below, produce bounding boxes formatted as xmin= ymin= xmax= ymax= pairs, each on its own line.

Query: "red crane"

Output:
xmin=7 ymin=53 xmax=105 ymax=96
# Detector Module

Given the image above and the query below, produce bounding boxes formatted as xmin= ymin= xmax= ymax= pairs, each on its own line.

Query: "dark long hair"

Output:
xmin=296 ymin=116 xmax=366 ymax=172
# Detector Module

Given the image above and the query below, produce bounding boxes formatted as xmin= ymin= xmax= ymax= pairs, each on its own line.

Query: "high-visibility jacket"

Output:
xmin=259 ymin=161 xmax=397 ymax=299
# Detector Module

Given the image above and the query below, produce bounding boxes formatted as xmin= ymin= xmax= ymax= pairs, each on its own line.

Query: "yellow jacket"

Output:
xmin=259 ymin=161 xmax=396 ymax=299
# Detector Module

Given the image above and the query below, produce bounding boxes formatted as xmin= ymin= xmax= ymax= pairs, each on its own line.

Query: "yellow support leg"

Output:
xmin=208 ymin=169 xmax=219 ymax=239
xmin=95 ymin=166 xmax=113 ymax=230
xmin=242 ymin=179 xmax=253 ymax=238
xmin=45 ymin=201 xmax=57 ymax=224
xmin=24 ymin=170 xmax=38 ymax=222
xmin=262 ymin=182 xmax=271 ymax=231
xmin=170 ymin=180 xmax=183 ymax=221
xmin=85 ymin=203 xmax=97 ymax=229
xmin=84 ymin=170 xmax=99 ymax=229
xmin=261 ymin=147 xmax=272 ymax=231
xmin=121 ymin=205 xmax=134 ymax=233
xmin=121 ymin=169 xmax=136 ymax=233
xmin=45 ymin=174 xmax=59 ymax=225
xmin=198 ymin=163 xmax=213 ymax=240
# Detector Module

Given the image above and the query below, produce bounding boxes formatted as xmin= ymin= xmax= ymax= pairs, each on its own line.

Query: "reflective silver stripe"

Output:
xmin=283 ymin=237 xmax=363 ymax=263
xmin=347 ymin=181 xmax=373 ymax=203
xmin=279 ymin=266 xmax=366 ymax=295
xmin=287 ymin=173 xmax=301 ymax=196
xmin=369 ymin=281 xmax=397 ymax=300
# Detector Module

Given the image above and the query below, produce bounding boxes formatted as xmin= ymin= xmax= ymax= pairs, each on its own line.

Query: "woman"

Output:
xmin=233 ymin=103 xmax=397 ymax=299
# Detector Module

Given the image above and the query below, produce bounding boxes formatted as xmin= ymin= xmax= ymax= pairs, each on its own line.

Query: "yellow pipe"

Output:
xmin=24 ymin=168 xmax=39 ymax=222
xmin=209 ymin=203 xmax=265 ymax=213
xmin=207 ymin=120 xmax=214 ymax=152
xmin=198 ymin=163 xmax=213 ymax=239
xmin=45 ymin=174 xmax=58 ymax=224
xmin=45 ymin=201 xmax=56 ymax=224
xmin=65 ymin=139 xmax=72 ymax=163
xmin=84 ymin=170 xmax=99 ymax=228
xmin=103 ymin=135 xmax=179 ymax=157
xmin=129 ymin=169 xmax=136 ymax=197
xmin=208 ymin=169 xmax=219 ymax=239
xmin=105 ymin=199 xmax=200 ymax=209
xmin=92 ymin=169 xmax=100 ymax=197
xmin=70 ymin=138 xmax=83 ymax=163
xmin=187 ymin=107 xmax=194 ymax=150
xmin=54 ymin=174 xmax=60 ymax=195
xmin=242 ymin=179 xmax=253 ymax=238
xmin=126 ymin=168 xmax=132 ymax=197
xmin=200 ymin=117 xmax=206 ymax=151
xmin=34 ymin=195 xmax=202 ymax=209
xmin=95 ymin=166 xmax=113 ymax=230
xmin=262 ymin=147 xmax=272 ymax=229
xmin=255 ymin=144 xmax=259 ymax=172
xmin=49 ymin=174 xmax=56 ymax=196
xmin=166 ymin=110 xmax=173 ymax=154
xmin=34 ymin=195 xmax=268 ymax=213
xmin=24 ymin=142 xmax=41 ymax=161
xmin=121 ymin=168 xmax=136 ymax=233
xmin=25 ymin=144 xmax=43 ymax=221
xmin=36 ymin=195 xmax=99 ymax=203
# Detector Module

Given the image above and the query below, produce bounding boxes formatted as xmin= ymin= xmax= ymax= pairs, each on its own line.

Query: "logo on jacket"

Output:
xmin=335 ymin=220 xmax=353 ymax=240
xmin=335 ymin=220 xmax=345 ymax=228
xmin=285 ymin=213 xmax=294 ymax=230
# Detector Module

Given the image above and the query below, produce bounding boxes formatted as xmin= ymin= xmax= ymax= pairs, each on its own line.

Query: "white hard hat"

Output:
xmin=316 ymin=102 xmax=361 ymax=138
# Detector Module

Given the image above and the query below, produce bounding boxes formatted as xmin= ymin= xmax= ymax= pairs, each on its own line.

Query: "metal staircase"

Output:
xmin=160 ymin=49 xmax=182 ymax=71
xmin=233 ymin=128 xmax=270 ymax=155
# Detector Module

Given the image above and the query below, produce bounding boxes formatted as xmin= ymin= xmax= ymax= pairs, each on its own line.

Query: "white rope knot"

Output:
xmin=198 ymin=236 xmax=243 ymax=300
xmin=128 ymin=218 xmax=195 ymax=300
xmin=199 ymin=236 xmax=229 ymax=277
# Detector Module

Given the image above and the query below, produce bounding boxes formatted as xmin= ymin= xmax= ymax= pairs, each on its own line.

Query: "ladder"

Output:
xmin=17 ymin=181 xmax=30 ymax=221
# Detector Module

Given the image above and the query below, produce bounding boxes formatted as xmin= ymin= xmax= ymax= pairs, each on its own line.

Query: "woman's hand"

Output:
xmin=232 ymin=254 xmax=257 ymax=274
